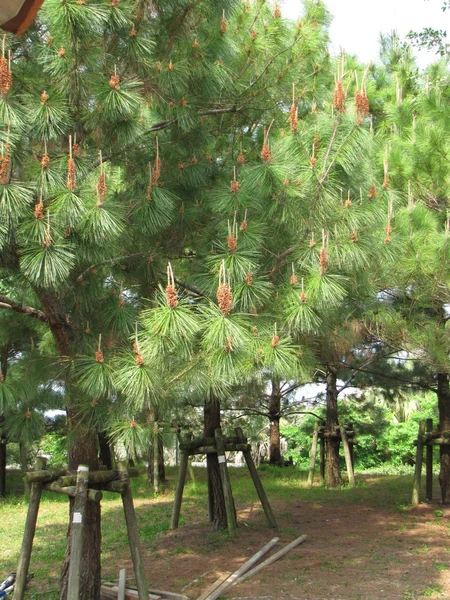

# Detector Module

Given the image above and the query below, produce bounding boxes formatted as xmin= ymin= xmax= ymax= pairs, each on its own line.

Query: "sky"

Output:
xmin=282 ymin=0 xmax=449 ymax=67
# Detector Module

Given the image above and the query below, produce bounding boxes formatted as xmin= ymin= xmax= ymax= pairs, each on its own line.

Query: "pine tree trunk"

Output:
xmin=437 ymin=373 xmax=450 ymax=504
xmin=98 ymin=431 xmax=113 ymax=470
xmin=325 ymin=366 xmax=341 ymax=488
xmin=148 ymin=431 xmax=166 ymax=486
xmin=204 ymin=398 xmax=227 ymax=530
xmin=0 ymin=434 xmax=6 ymax=498
xmin=35 ymin=291 xmax=102 ymax=600
xmin=59 ymin=418 xmax=101 ymax=600
xmin=269 ymin=381 xmax=282 ymax=465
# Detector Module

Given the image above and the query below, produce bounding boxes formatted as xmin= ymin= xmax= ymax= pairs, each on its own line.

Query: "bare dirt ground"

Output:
xmin=103 ymin=473 xmax=450 ymax=600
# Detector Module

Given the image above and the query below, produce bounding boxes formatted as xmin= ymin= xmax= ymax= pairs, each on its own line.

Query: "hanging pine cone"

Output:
xmin=240 ymin=219 xmax=247 ymax=232
xmin=227 ymin=233 xmax=237 ymax=251
xmin=290 ymin=272 xmax=298 ymax=285
xmin=300 ymin=291 xmax=307 ymax=304
xmin=355 ymin=90 xmax=369 ymax=124
xmin=109 ymin=72 xmax=120 ymax=90
xmin=367 ymin=184 xmax=377 ymax=199
xmin=217 ymin=283 xmax=233 ymax=315
xmin=134 ymin=351 xmax=144 ymax=366
xmin=260 ymin=143 xmax=271 ymax=162
xmin=224 ymin=337 xmax=233 ymax=352
xmin=220 ymin=16 xmax=227 ymax=34
xmin=0 ymin=148 xmax=10 ymax=184
xmin=273 ymin=4 xmax=281 ymax=18
xmin=165 ymin=284 xmax=178 ymax=308
xmin=309 ymin=237 xmax=316 ymax=248
xmin=310 ymin=157 xmax=317 ymax=169
xmin=271 ymin=334 xmax=280 ymax=347
xmin=245 ymin=272 xmax=253 ymax=286
xmin=230 ymin=179 xmax=241 ymax=193
xmin=41 ymin=153 xmax=50 ymax=169
xmin=237 ymin=151 xmax=245 ymax=165
xmin=130 ymin=420 xmax=137 ymax=428
xmin=289 ymin=103 xmax=298 ymax=133
xmin=129 ymin=27 xmax=137 ymax=37
xmin=0 ymin=373 xmax=3 ymax=383
xmin=319 ymin=246 xmax=328 ymax=275
xmin=168 ymin=59 xmax=174 ymax=71
xmin=344 ymin=198 xmax=352 ymax=208
xmin=382 ymin=176 xmax=389 ymax=190
xmin=34 ymin=201 xmax=44 ymax=220
xmin=67 ymin=157 xmax=76 ymax=191
xmin=349 ymin=231 xmax=358 ymax=243
xmin=0 ymin=56 xmax=12 ymax=97
xmin=58 ymin=47 xmax=66 ymax=57
xmin=25 ymin=409 xmax=32 ymax=419
xmin=333 ymin=80 xmax=345 ymax=113
xmin=95 ymin=350 xmax=104 ymax=363
xmin=40 ymin=90 xmax=49 ymax=104
xmin=97 ymin=172 xmax=107 ymax=203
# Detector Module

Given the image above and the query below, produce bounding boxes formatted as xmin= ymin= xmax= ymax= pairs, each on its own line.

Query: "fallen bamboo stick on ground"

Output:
xmin=236 ymin=534 xmax=307 ymax=584
xmin=196 ymin=572 xmax=231 ymax=600
xmin=200 ymin=537 xmax=280 ymax=600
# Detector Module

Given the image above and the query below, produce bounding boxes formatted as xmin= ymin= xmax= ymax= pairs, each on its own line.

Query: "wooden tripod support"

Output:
xmin=411 ymin=418 xmax=448 ymax=506
xmin=13 ymin=459 xmax=149 ymax=600
xmin=170 ymin=427 xmax=277 ymax=535
xmin=307 ymin=421 xmax=356 ymax=488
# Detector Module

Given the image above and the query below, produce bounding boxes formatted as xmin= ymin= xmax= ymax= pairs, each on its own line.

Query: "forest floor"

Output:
xmin=1 ymin=466 xmax=450 ymax=599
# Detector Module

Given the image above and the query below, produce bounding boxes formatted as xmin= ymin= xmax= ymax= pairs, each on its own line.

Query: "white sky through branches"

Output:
xmin=282 ymin=0 xmax=449 ymax=67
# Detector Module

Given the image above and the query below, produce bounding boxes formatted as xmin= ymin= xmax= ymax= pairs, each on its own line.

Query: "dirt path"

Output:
xmin=104 ymin=474 xmax=450 ymax=600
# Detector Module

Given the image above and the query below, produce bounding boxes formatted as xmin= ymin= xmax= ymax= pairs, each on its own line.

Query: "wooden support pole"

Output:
xmin=153 ymin=422 xmax=159 ymax=495
xmin=340 ymin=424 xmax=355 ymax=488
xmin=67 ymin=465 xmax=89 ymax=600
xmin=207 ymin=469 xmax=214 ymax=523
xmin=215 ymin=428 xmax=237 ymax=537
xmin=170 ymin=435 xmax=190 ymax=530
xmin=44 ymin=481 xmax=102 ymax=502
xmin=235 ymin=427 xmax=277 ymax=529
xmin=426 ymin=418 xmax=433 ymax=501
xmin=13 ymin=457 xmax=46 ymax=600
xmin=307 ymin=424 xmax=319 ymax=489
xmin=319 ymin=436 xmax=325 ymax=483
xmin=118 ymin=461 xmax=149 ymax=600
xmin=118 ymin=569 xmax=126 ymax=600
xmin=24 ymin=468 xmax=66 ymax=483
xmin=412 ymin=421 xmax=425 ymax=506
xmin=201 ymin=537 xmax=280 ymax=600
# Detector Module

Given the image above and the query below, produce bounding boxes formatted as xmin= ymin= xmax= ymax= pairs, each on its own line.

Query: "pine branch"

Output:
xmin=0 ymin=295 xmax=48 ymax=323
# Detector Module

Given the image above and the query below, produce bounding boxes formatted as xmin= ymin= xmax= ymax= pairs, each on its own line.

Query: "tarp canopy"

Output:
xmin=0 ymin=0 xmax=45 ymax=35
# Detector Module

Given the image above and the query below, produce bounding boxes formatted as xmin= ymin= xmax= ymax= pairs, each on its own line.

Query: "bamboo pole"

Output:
xmin=215 ymin=428 xmax=237 ymax=537
xmin=426 ymin=418 xmax=433 ymax=501
xmin=412 ymin=421 xmax=425 ymax=506
xmin=307 ymin=424 xmax=319 ymax=488
xmin=319 ymin=436 xmax=325 ymax=483
xmin=13 ymin=457 xmax=46 ymax=600
xmin=339 ymin=424 xmax=355 ymax=488
xmin=201 ymin=537 xmax=280 ymax=600
xmin=170 ymin=435 xmax=190 ymax=530
xmin=67 ymin=465 xmax=89 ymax=600
xmin=231 ymin=535 xmax=307 ymax=587
xmin=118 ymin=461 xmax=149 ymax=600
xmin=235 ymin=427 xmax=277 ymax=529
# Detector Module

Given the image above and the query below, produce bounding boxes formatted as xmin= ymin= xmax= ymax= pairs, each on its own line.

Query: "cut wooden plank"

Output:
xmin=102 ymin=582 xmax=187 ymax=600
xmin=100 ymin=585 xmax=160 ymax=600
xmin=236 ymin=535 xmax=307 ymax=585
xmin=196 ymin=572 xmax=231 ymax=600
xmin=200 ymin=537 xmax=280 ymax=600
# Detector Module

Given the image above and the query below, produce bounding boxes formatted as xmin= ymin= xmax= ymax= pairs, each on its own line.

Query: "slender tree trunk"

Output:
xmin=325 ymin=366 xmax=341 ymax=488
xmin=59 ymin=418 xmax=100 ymax=600
xmin=35 ymin=290 xmax=102 ymax=600
xmin=268 ymin=381 xmax=282 ymax=465
xmin=204 ymin=397 xmax=227 ymax=530
xmin=147 ymin=410 xmax=165 ymax=486
xmin=437 ymin=373 xmax=450 ymax=504
xmin=98 ymin=431 xmax=113 ymax=470
xmin=0 ymin=432 xmax=6 ymax=498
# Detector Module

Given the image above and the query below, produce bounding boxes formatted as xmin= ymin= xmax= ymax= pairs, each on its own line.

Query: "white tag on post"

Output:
xmin=73 ymin=512 xmax=82 ymax=524
xmin=218 ymin=456 xmax=226 ymax=464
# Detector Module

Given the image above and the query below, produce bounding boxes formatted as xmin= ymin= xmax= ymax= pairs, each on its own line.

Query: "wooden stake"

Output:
xmin=426 ymin=418 xmax=433 ymax=501
xmin=118 ymin=569 xmax=126 ymax=600
xmin=201 ymin=537 xmax=280 ymax=600
xmin=67 ymin=465 xmax=89 ymax=600
xmin=307 ymin=424 xmax=319 ymax=488
xmin=153 ymin=421 xmax=159 ymax=495
xmin=235 ymin=427 xmax=277 ymax=528
xmin=170 ymin=435 xmax=191 ymax=529
xmin=232 ymin=535 xmax=307 ymax=586
xmin=117 ymin=462 xmax=149 ymax=600
xmin=340 ymin=423 xmax=355 ymax=488
xmin=196 ymin=573 xmax=231 ymax=600
xmin=215 ymin=428 xmax=237 ymax=537
xmin=13 ymin=457 xmax=46 ymax=600
xmin=412 ymin=421 xmax=425 ymax=506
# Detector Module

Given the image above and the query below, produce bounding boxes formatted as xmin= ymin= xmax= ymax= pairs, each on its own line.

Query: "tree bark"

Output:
xmin=204 ymin=397 xmax=227 ymax=530
xmin=0 ymin=433 xmax=6 ymax=498
xmin=98 ymin=430 xmax=113 ymax=470
xmin=325 ymin=366 xmax=341 ymax=488
xmin=437 ymin=372 xmax=450 ymax=504
xmin=268 ymin=380 xmax=282 ymax=465
xmin=35 ymin=290 xmax=102 ymax=600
